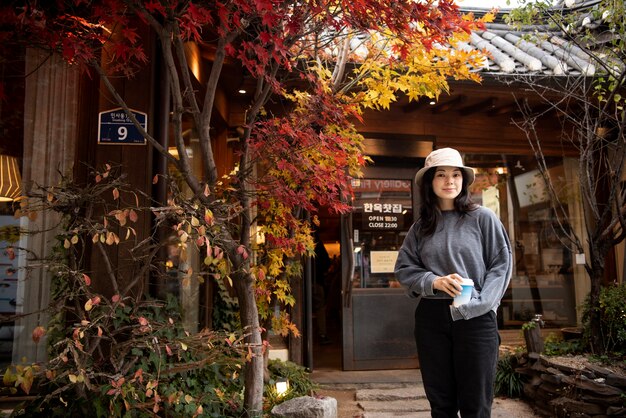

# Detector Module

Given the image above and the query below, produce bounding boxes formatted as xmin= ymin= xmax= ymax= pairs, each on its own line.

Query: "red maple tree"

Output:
xmin=1 ymin=1 xmax=486 ymax=415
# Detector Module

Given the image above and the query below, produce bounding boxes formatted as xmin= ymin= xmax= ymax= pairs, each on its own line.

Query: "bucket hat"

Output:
xmin=414 ymin=147 xmax=475 ymax=187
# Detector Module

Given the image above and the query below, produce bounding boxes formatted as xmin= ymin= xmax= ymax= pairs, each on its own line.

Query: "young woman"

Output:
xmin=394 ymin=148 xmax=512 ymax=418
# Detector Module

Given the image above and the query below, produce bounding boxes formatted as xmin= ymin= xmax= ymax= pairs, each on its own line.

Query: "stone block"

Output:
xmin=271 ymin=396 xmax=337 ymax=418
xmin=358 ymin=399 xmax=431 ymax=413
xmin=605 ymin=373 xmax=626 ymax=389
xmin=540 ymin=372 xmax=563 ymax=385
xmin=550 ymin=396 xmax=605 ymax=416
xmin=607 ymin=406 xmax=626 ymax=416
xmin=356 ymin=386 xmax=426 ymax=402
xmin=585 ymin=364 xmax=614 ymax=379
xmin=562 ymin=375 xmax=624 ymax=396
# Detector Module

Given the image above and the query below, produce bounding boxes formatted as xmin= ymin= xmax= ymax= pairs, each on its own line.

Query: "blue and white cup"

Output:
xmin=453 ymin=278 xmax=474 ymax=307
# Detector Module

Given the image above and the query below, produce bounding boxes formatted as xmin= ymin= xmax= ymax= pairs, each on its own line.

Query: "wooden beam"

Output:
xmin=488 ymin=103 xmax=518 ymax=117
xmin=402 ymin=98 xmax=430 ymax=113
xmin=363 ymin=137 xmax=433 ymax=158
xmin=526 ymin=103 xmax=559 ymax=118
xmin=431 ymin=95 xmax=467 ymax=114
xmin=458 ymin=97 xmax=497 ymax=116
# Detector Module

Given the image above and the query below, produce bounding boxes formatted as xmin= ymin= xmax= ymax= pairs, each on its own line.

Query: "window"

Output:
xmin=350 ymin=178 xmax=413 ymax=288
xmin=467 ymin=155 xmax=582 ymax=328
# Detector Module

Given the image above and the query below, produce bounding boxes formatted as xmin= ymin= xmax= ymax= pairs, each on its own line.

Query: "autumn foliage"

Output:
xmin=1 ymin=0 xmax=489 ymax=415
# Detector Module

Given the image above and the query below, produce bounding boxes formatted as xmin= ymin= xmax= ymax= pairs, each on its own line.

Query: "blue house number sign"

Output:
xmin=98 ymin=108 xmax=148 ymax=145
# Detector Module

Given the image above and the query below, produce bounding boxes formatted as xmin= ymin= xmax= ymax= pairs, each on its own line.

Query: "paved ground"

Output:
xmin=311 ymin=364 xmax=540 ymax=418
xmin=308 ymin=331 xmax=542 ymax=417
xmin=314 ymin=385 xmax=540 ymax=418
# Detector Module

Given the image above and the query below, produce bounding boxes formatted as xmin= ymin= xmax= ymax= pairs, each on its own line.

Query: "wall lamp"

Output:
xmin=0 ymin=155 xmax=22 ymax=202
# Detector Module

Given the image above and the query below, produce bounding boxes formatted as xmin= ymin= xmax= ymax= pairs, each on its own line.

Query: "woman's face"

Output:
xmin=432 ymin=166 xmax=463 ymax=210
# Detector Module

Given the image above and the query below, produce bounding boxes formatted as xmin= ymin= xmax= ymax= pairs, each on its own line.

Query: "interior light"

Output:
xmin=183 ymin=42 xmax=202 ymax=82
xmin=429 ymin=100 xmax=436 ymax=105
xmin=238 ymin=89 xmax=247 ymax=94
xmin=0 ymin=155 xmax=22 ymax=202
xmin=253 ymin=226 xmax=265 ymax=245
xmin=168 ymin=147 xmax=193 ymax=159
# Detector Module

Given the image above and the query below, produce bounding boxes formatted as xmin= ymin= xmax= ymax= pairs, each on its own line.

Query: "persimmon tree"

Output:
xmin=2 ymin=1 xmax=489 ymax=415
xmin=506 ymin=0 xmax=626 ymax=354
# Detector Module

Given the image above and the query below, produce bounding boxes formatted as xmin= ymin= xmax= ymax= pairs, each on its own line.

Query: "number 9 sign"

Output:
xmin=98 ymin=108 xmax=148 ymax=145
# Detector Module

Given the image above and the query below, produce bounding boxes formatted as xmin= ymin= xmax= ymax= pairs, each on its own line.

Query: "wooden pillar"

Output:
xmin=88 ymin=23 xmax=157 ymax=298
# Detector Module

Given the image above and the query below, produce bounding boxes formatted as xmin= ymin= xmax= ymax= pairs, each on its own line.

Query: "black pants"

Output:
xmin=414 ymin=298 xmax=499 ymax=418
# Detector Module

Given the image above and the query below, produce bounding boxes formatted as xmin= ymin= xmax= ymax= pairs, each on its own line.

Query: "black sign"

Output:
xmin=98 ymin=108 xmax=148 ymax=145
xmin=361 ymin=202 xmax=404 ymax=230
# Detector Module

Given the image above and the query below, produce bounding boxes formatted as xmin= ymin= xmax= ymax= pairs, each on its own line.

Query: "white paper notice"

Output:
xmin=575 ymin=253 xmax=586 ymax=265
xmin=370 ymin=251 xmax=399 ymax=273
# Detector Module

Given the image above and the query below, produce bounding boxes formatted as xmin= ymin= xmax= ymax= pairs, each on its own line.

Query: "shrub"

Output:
xmin=2 ymin=166 xmax=318 ymax=417
xmin=582 ymin=282 xmax=626 ymax=357
xmin=543 ymin=332 xmax=585 ymax=356
xmin=494 ymin=354 xmax=526 ymax=398
xmin=1 ymin=169 xmax=252 ymax=417
xmin=264 ymin=359 xmax=317 ymax=412
xmin=6 ymin=294 xmax=248 ymax=417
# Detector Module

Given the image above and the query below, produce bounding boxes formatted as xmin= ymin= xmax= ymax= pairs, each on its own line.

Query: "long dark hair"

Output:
xmin=418 ymin=167 xmax=477 ymax=236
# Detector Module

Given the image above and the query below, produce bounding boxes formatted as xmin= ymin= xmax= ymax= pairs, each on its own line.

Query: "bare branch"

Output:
xmin=90 ymin=61 xmax=175 ymax=165
xmin=95 ymin=241 xmax=120 ymax=296
xmin=199 ymin=31 xmax=239 ymax=186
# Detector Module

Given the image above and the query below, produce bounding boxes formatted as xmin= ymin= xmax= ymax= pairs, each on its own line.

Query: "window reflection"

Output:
xmin=350 ymin=178 xmax=413 ymax=288
xmin=354 ymin=157 xmax=583 ymax=329
xmin=467 ymin=156 xmax=579 ymax=328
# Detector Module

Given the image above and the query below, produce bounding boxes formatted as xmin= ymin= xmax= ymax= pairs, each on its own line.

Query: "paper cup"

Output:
xmin=453 ymin=278 xmax=474 ymax=307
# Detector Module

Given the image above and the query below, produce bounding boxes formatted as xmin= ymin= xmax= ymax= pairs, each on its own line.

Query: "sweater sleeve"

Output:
xmin=394 ymin=223 xmax=438 ymax=297
xmin=450 ymin=208 xmax=512 ymax=321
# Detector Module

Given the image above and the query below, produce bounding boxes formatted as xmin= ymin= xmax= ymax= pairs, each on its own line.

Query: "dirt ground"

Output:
xmin=314 ymin=387 xmax=541 ymax=418
xmin=314 ymin=388 xmax=362 ymax=418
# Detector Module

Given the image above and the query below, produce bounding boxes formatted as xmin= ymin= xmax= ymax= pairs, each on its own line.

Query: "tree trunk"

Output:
xmin=587 ymin=272 xmax=604 ymax=354
xmin=524 ymin=326 xmax=544 ymax=353
xmin=587 ymin=247 xmax=605 ymax=354
xmin=233 ymin=271 xmax=264 ymax=417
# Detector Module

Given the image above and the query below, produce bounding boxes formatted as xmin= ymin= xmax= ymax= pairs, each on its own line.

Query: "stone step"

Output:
xmin=356 ymin=385 xmax=427 ymax=402
xmin=357 ymin=399 xmax=431 ymax=413
xmin=363 ymin=412 xmax=431 ymax=418
xmin=358 ymin=395 xmax=540 ymax=418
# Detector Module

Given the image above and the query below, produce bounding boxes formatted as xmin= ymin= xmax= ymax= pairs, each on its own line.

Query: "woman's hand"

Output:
xmin=433 ymin=274 xmax=463 ymax=298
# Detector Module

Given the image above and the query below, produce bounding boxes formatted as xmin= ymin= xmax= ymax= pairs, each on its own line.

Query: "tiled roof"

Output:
xmin=465 ymin=24 xmax=596 ymax=76
xmin=460 ymin=0 xmax=614 ymax=77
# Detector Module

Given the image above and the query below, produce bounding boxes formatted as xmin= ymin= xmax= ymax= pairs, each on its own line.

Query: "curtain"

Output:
xmin=13 ymin=49 xmax=79 ymax=363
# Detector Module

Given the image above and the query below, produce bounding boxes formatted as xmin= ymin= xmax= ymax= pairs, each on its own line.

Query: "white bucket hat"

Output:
xmin=414 ymin=147 xmax=475 ymax=187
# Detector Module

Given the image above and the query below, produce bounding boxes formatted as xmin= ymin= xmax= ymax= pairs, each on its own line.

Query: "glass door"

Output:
xmin=341 ymin=176 xmax=419 ymax=370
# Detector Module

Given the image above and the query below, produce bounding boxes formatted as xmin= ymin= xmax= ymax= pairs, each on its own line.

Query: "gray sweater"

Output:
xmin=394 ymin=206 xmax=512 ymax=321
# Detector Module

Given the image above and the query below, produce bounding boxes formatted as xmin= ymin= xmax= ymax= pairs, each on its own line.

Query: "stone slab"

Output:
xmin=356 ymin=385 xmax=427 ymax=402
xmin=358 ymin=399 xmax=431 ymax=413
xmin=363 ymin=412 xmax=431 ymax=418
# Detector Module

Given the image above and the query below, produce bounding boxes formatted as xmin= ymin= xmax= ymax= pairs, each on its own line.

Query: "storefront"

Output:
xmin=0 ymin=15 xmax=614 ymax=374
xmin=313 ymin=147 xmax=589 ymax=371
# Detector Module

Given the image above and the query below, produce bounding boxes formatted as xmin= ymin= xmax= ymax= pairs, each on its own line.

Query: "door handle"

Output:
xmin=342 ymin=213 xmax=354 ymax=308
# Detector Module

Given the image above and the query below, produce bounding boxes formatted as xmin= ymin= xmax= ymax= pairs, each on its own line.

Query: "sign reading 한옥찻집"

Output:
xmin=361 ymin=202 xmax=404 ymax=231
xmin=98 ymin=108 xmax=148 ymax=145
